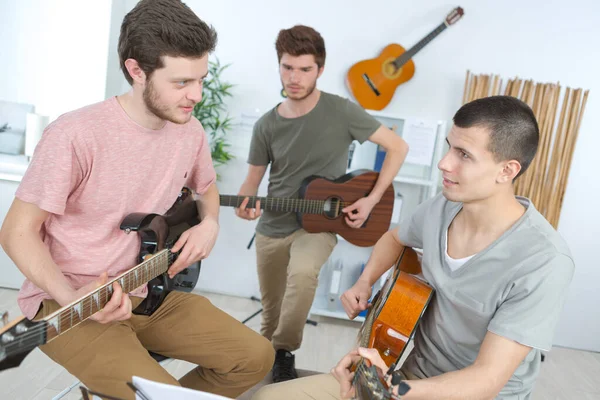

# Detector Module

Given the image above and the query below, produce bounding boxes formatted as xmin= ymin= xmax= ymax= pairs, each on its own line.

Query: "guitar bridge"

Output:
xmin=362 ymin=73 xmax=381 ymax=96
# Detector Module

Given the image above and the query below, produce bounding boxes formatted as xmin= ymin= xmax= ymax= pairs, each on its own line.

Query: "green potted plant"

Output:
xmin=193 ymin=57 xmax=235 ymax=175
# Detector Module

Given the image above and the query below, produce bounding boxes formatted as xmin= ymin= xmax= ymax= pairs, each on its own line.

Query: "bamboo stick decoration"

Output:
xmin=462 ymin=71 xmax=589 ymax=228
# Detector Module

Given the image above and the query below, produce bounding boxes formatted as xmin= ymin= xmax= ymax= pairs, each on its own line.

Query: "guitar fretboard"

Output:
xmin=44 ymin=250 xmax=171 ymax=341
xmin=220 ymin=195 xmax=337 ymax=214
xmin=394 ymin=22 xmax=447 ymax=68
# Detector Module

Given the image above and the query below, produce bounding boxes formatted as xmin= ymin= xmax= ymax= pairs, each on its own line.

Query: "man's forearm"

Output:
xmin=197 ymin=183 xmax=220 ymax=222
xmin=238 ymin=182 xmax=259 ymax=197
xmin=402 ymin=365 xmax=500 ymax=400
xmin=369 ymin=146 xmax=407 ymax=201
xmin=1 ymin=232 xmax=74 ymax=306
xmin=359 ymin=229 xmax=405 ymax=286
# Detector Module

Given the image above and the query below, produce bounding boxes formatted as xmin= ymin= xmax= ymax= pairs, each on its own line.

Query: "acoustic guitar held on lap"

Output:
xmin=353 ymin=247 xmax=434 ymax=399
xmin=222 ymin=170 xmax=394 ymax=247
xmin=346 ymin=6 xmax=464 ymax=111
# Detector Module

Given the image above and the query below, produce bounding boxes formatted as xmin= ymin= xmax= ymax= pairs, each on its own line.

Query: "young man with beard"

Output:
xmin=235 ymin=25 xmax=409 ymax=383
xmin=0 ymin=1 xmax=273 ymax=399
xmin=252 ymin=96 xmax=575 ymax=400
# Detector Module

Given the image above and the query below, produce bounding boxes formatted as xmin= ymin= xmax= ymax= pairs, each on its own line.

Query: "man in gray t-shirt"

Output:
xmin=395 ymin=193 xmax=573 ymax=398
xmin=235 ymin=25 xmax=409 ymax=383
xmin=251 ymin=96 xmax=575 ymax=400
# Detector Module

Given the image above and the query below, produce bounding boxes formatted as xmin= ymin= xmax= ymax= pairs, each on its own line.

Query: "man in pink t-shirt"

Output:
xmin=0 ymin=1 xmax=273 ymax=399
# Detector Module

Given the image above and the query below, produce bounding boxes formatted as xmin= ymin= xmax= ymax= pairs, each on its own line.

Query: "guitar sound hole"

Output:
xmin=323 ymin=197 xmax=341 ymax=218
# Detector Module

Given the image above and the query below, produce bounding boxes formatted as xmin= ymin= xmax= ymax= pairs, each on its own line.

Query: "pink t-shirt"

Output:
xmin=16 ymin=97 xmax=216 ymax=319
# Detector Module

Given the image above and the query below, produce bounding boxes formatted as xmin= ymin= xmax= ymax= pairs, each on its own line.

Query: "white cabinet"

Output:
xmin=0 ymin=179 xmax=25 ymax=289
xmin=0 ymin=154 xmax=28 ymax=289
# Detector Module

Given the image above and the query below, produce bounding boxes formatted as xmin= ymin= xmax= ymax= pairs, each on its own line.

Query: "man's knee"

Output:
xmin=288 ymin=260 xmax=323 ymax=284
xmin=239 ymin=333 xmax=275 ymax=379
xmin=252 ymin=383 xmax=280 ymax=400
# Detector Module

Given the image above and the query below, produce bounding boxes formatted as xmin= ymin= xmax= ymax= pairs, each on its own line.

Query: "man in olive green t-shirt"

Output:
xmin=235 ymin=25 xmax=408 ymax=383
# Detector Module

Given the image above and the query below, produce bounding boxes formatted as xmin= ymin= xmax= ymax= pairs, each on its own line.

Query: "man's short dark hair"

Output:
xmin=275 ymin=25 xmax=326 ymax=68
xmin=453 ymin=95 xmax=539 ymax=178
xmin=118 ymin=0 xmax=217 ymax=85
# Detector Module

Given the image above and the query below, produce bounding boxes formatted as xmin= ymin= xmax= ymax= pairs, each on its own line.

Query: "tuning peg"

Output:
xmin=391 ymin=371 xmax=402 ymax=386
xmin=397 ymin=381 xmax=411 ymax=396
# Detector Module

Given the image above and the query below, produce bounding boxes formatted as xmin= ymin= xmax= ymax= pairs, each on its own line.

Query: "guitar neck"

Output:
xmin=43 ymin=250 xmax=171 ymax=342
xmin=220 ymin=195 xmax=326 ymax=214
xmin=394 ymin=22 xmax=448 ymax=68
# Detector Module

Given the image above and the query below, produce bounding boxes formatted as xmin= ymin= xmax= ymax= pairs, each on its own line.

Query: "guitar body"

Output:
xmin=346 ymin=43 xmax=416 ymax=111
xmin=357 ymin=247 xmax=433 ymax=368
xmin=119 ymin=187 xmax=201 ymax=316
xmin=298 ymin=170 xmax=394 ymax=247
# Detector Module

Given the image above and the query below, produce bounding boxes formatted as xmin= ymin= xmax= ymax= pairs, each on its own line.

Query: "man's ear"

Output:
xmin=498 ymin=159 xmax=522 ymax=183
xmin=124 ymin=58 xmax=147 ymax=85
xmin=317 ymin=65 xmax=325 ymax=79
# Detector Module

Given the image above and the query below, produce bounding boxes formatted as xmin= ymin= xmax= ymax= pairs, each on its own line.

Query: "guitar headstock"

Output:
xmin=0 ymin=312 xmax=46 ymax=372
xmin=446 ymin=6 xmax=465 ymax=25
xmin=353 ymin=361 xmax=411 ymax=400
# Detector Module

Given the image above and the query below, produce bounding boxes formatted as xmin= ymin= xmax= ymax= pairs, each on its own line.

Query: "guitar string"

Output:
xmin=2 ymin=258 xmax=170 ymax=352
xmin=355 ymin=361 xmax=402 ymax=400
xmin=393 ymin=23 xmax=446 ymax=68
xmin=5 ymin=192 xmax=368 ymax=350
xmin=2 ymin=251 xmax=175 ymax=351
xmin=5 ymin=192 xmax=379 ymax=352
xmin=220 ymin=196 xmax=354 ymax=211
xmin=2 ymin=257 xmax=170 ymax=351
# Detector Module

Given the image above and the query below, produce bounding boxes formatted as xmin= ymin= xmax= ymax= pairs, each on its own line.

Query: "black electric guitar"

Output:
xmin=0 ymin=187 xmax=200 ymax=372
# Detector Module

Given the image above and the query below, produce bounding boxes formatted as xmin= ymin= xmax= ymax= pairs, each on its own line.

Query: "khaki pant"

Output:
xmin=251 ymin=368 xmax=420 ymax=400
xmin=255 ymin=229 xmax=337 ymax=351
xmin=35 ymin=291 xmax=275 ymax=400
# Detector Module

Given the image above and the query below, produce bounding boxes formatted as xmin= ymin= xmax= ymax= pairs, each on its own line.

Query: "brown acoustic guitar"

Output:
xmin=346 ymin=6 xmax=465 ymax=111
xmin=353 ymin=247 xmax=434 ymax=399
xmin=221 ymin=169 xmax=394 ymax=247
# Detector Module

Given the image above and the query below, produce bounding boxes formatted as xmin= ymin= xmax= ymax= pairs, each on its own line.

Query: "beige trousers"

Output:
xmin=251 ymin=368 xmax=420 ymax=400
xmin=255 ymin=229 xmax=337 ymax=351
xmin=35 ymin=291 xmax=275 ymax=400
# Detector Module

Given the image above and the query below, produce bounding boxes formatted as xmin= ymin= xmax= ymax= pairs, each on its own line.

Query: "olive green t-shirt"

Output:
xmin=247 ymin=91 xmax=381 ymax=237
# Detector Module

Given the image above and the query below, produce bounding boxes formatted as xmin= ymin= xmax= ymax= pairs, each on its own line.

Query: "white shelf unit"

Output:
xmin=0 ymin=154 xmax=29 ymax=289
xmin=357 ymin=110 xmax=448 ymax=200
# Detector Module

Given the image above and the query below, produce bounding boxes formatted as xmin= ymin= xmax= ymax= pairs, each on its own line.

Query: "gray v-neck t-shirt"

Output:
xmin=398 ymin=194 xmax=575 ymax=399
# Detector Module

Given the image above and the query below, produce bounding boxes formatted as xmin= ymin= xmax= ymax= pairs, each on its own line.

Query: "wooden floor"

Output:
xmin=0 ymin=287 xmax=598 ymax=399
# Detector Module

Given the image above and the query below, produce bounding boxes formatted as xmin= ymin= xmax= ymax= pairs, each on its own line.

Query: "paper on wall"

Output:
xmin=402 ymin=118 xmax=438 ymax=166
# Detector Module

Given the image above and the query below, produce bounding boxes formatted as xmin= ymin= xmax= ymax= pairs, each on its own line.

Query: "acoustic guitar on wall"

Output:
xmin=346 ymin=6 xmax=465 ymax=111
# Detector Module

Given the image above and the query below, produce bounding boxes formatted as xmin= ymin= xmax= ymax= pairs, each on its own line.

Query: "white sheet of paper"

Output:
xmin=132 ymin=376 xmax=234 ymax=400
xmin=392 ymin=194 xmax=403 ymax=224
xmin=402 ymin=118 xmax=438 ymax=166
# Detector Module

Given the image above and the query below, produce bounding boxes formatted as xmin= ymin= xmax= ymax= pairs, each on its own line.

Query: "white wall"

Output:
xmin=1 ymin=0 xmax=598 ymax=352
xmin=174 ymin=0 xmax=600 ymax=352
xmin=0 ymin=0 xmax=112 ymax=120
